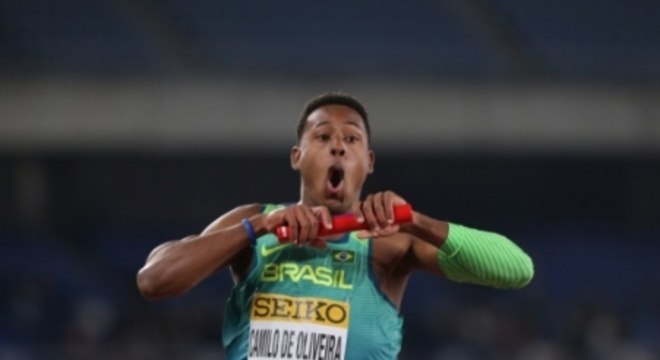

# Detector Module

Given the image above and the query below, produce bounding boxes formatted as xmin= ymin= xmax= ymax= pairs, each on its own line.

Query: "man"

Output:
xmin=137 ymin=92 xmax=534 ymax=359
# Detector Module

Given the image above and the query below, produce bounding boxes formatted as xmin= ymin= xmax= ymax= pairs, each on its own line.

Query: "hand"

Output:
xmin=352 ymin=191 xmax=407 ymax=238
xmin=262 ymin=204 xmax=333 ymax=248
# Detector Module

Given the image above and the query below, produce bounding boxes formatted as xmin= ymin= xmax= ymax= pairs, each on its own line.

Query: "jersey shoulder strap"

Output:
xmin=262 ymin=203 xmax=287 ymax=214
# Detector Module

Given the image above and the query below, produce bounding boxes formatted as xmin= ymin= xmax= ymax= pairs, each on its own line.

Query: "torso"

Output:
xmin=223 ymin=227 xmax=404 ymax=359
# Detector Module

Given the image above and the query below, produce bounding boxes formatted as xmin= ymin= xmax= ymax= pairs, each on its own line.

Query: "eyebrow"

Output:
xmin=314 ymin=120 xmax=364 ymax=131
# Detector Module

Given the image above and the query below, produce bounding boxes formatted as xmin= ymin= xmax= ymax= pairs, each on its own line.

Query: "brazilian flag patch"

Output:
xmin=332 ymin=250 xmax=355 ymax=263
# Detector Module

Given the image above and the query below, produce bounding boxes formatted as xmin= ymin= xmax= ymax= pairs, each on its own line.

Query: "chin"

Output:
xmin=324 ymin=198 xmax=349 ymax=214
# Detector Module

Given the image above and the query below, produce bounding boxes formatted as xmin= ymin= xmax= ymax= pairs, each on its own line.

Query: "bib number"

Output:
xmin=248 ymin=293 xmax=349 ymax=360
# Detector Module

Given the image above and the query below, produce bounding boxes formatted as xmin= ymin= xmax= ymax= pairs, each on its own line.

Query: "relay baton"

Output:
xmin=275 ymin=203 xmax=413 ymax=242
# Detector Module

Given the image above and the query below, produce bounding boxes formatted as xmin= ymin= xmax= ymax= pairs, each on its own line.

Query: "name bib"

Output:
xmin=248 ymin=293 xmax=349 ymax=360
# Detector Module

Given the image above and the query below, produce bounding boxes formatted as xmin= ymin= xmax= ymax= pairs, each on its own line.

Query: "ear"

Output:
xmin=368 ymin=149 xmax=375 ymax=174
xmin=290 ymin=146 xmax=302 ymax=170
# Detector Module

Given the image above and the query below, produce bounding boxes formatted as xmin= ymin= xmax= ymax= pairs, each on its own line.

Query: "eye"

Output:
xmin=344 ymin=135 xmax=360 ymax=143
xmin=316 ymin=134 xmax=331 ymax=142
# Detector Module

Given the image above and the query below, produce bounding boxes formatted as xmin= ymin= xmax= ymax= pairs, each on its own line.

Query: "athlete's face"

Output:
xmin=291 ymin=104 xmax=374 ymax=213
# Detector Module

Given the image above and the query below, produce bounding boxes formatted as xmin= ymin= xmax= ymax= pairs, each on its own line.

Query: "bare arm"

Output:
xmin=136 ymin=201 xmax=335 ymax=300
xmin=136 ymin=203 xmax=262 ymax=300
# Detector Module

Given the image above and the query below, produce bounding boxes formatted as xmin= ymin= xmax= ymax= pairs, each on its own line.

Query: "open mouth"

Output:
xmin=327 ymin=166 xmax=345 ymax=192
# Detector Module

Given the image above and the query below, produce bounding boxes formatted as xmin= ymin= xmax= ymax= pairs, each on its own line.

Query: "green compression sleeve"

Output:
xmin=438 ymin=223 xmax=534 ymax=289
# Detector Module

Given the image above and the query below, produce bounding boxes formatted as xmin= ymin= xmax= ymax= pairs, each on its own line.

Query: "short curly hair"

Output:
xmin=296 ymin=92 xmax=370 ymax=144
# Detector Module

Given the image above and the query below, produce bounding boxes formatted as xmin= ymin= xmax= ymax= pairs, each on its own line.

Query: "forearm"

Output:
xmin=137 ymin=222 xmax=251 ymax=299
xmin=439 ymin=223 xmax=534 ymax=288
xmin=404 ymin=212 xmax=534 ymax=289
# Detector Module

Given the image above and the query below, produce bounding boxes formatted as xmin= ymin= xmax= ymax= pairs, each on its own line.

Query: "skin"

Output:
xmin=137 ymin=104 xmax=450 ymax=309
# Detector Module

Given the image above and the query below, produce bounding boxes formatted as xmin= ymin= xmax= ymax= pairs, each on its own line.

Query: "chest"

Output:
xmin=254 ymin=241 xmax=366 ymax=294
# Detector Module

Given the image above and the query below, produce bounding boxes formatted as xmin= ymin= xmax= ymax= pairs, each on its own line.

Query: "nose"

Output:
xmin=330 ymin=137 xmax=346 ymax=157
xmin=331 ymin=147 xmax=345 ymax=157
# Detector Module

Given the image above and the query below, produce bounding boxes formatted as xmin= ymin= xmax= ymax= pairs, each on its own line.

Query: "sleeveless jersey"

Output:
xmin=222 ymin=204 xmax=403 ymax=360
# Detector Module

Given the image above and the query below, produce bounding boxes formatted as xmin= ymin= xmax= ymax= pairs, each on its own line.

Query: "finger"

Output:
xmin=294 ymin=206 xmax=310 ymax=246
xmin=383 ymin=191 xmax=396 ymax=224
xmin=361 ymin=195 xmax=379 ymax=232
xmin=378 ymin=224 xmax=400 ymax=237
xmin=352 ymin=201 xmax=365 ymax=224
xmin=284 ymin=209 xmax=298 ymax=244
xmin=356 ymin=230 xmax=372 ymax=239
xmin=372 ymin=192 xmax=389 ymax=229
xmin=314 ymin=206 xmax=333 ymax=230
xmin=303 ymin=206 xmax=320 ymax=244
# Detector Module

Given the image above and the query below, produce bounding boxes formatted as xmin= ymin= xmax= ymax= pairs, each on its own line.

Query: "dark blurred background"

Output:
xmin=1 ymin=1 xmax=659 ymax=359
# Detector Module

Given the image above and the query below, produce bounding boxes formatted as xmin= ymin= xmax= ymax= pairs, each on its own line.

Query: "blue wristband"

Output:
xmin=241 ymin=218 xmax=257 ymax=246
